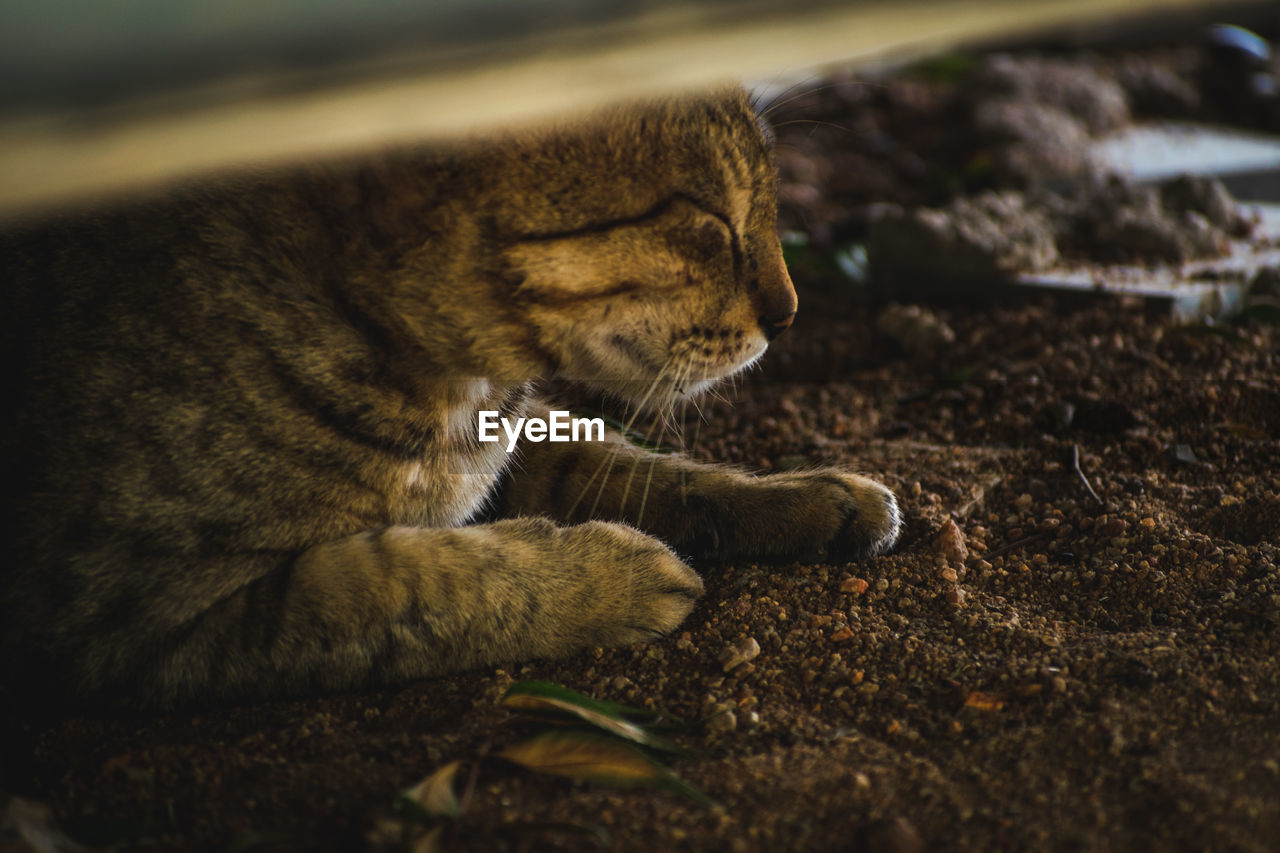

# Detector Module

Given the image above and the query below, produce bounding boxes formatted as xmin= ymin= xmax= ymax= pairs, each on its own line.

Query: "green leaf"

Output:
xmin=498 ymin=731 xmax=715 ymax=806
xmin=503 ymin=681 xmax=671 ymax=725
xmin=501 ymin=682 xmax=686 ymax=755
xmin=908 ymin=52 xmax=978 ymax=83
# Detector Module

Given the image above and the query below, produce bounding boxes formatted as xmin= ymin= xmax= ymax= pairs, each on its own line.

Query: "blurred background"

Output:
xmin=1 ymin=0 xmax=1273 ymax=217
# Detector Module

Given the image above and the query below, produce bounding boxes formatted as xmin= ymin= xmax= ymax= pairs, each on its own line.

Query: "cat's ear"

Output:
xmin=501 ymin=197 xmax=734 ymax=301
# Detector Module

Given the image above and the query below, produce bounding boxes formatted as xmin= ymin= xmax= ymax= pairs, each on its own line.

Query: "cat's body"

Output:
xmin=0 ymin=89 xmax=900 ymax=709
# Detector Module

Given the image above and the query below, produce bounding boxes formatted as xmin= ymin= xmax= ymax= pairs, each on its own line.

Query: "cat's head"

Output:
xmin=486 ymin=87 xmax=795 ymax=409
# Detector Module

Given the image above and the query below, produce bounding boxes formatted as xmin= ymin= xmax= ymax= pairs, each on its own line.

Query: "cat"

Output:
xmin=0 ymin=87 xmax=901 ymax=709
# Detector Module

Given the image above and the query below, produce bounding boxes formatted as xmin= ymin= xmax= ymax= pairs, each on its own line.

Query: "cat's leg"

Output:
xmin=500 ymin=414 xmax=900 ymax=563
xmin=75 ymin=518 xmax=701 ymax=706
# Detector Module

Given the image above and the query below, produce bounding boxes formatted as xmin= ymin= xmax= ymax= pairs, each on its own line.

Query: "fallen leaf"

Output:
xmin=4 ymin=798 xmax=90 ymax=853
xmin=411 ymin=825 xmax=446 ymax=853
xmin=498 ymin=731 xmax=714 ymax=806
xmin=400 ymin=760 xmax=462 ymax=821
xmin=501 ymin=682 xmax=684 ymax=753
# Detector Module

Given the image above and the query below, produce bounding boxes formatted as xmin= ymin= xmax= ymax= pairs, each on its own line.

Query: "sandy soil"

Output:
xmin=4 ymin=26 xmax=1280 ymax=853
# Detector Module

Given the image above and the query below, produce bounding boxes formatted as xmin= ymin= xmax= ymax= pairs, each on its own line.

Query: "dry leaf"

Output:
xmin=411 ymin=825 xmax=446 ymax=853
xmin=403 ymin=760 xmax=462 ymax=819
xmin=498 ymin=731 xmax=713 ymax=805
xmin=501 ymin=682 xmax=684 ymax=754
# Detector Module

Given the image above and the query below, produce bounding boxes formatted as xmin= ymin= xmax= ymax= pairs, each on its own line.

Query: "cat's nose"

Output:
xmin=759 ymin=311 xmax=796 ymax=341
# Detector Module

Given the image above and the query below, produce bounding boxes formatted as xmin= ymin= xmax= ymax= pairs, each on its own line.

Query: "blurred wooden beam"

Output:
xmin=0 ymin=0 xmax=1266 ymax=218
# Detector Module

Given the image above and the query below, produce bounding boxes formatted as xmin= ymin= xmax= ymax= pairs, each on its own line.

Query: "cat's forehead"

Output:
xmin=646 ymin=90 xmax=775 ymax=209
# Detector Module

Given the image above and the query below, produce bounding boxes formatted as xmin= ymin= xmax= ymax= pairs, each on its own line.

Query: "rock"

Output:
xmin=974 ymin=100 xmax=1097 ymax=185
xmin=1099 ymin=518 xmax=1128 ymax=538
xmin=841 ymin=577 xmax=870 ymax=595
xmin=869 ymin=192 xmax=1059 ymax=285
xmin=830 ymin=627 xmax=855 ymax=643
xmin=1060 ymin=175 xmax=1236 ymax=265
xmin=875 ymin=303 xmax=956 ymax=360
xmin=934 ymin=518 xmax=969 ymax=563
xmin=706 ymin=706 xmax=738 ymax=733
xmin=1045 ymin=400 xmax=1077 ymax=431
xmin=976 ymin=54 xmax=1131 ymax=135
xmin=1118 ymin=57 xmax=1200 ymax=116
xmin=720 ymin=637 xmax=761 ymax=672
xmin=860 ymin=817 xmax=926 ymax=853
xmin=1159 ymin=175 xmax=1253 ymax=237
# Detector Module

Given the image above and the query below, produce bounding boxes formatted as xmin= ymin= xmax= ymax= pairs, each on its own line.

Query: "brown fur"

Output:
xmin=0 ymin=88 xmax=899 ymax=709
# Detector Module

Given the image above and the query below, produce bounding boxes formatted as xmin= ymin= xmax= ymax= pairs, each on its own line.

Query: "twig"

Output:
xmin=458 ymin=744 xmax=487 ymax=815
xmin=1072 ymin=443 xmax=1104 ymax=506
xmin=981 ymin=531 xmax=1050 ymax=563
xmin=954 ymin=472 xmax=1004 ymax=520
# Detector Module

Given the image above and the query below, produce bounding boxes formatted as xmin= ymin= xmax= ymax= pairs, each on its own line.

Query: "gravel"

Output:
xmin=4 ymin=29 xmax=1280 ymax=853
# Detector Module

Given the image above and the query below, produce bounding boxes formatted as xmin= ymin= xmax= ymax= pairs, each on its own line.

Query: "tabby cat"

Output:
xmin=0 ymin=87 xmax=900 ymax=709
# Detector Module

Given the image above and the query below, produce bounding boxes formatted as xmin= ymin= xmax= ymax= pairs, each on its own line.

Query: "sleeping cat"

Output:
xmin=0 ymin=87 xmax=900 ymax=709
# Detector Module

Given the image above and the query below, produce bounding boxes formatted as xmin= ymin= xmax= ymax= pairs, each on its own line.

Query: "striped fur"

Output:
xmin=0 ymin=88 xmax=899 ymax=708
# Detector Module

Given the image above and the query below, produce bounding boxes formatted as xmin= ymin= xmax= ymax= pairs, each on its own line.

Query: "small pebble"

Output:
xmin=875 ymin=303 xmax=956 ymax=359
xmin=706 ymin=707 xmax=738 ymax=733
xmin=860 ymin=817 xmax=926 ymax=853
xmin=1100 ymin=518 xmax=1128 ymax=537
xmin=720 ymin=637 xmax=761 ymax=672
xmin=934 ymin=518 xmax=969 ymax=563
xmin=841 ymin=577 xmax=870 ymax=595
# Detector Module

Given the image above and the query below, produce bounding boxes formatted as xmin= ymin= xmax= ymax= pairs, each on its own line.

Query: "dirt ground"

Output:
xmin=4 ymin=23 xmax=1280 ymax=853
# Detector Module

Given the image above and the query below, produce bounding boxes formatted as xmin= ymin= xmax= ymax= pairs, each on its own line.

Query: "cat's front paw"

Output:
xmin=561 ymin=521 xmax=704 ymax=647
xmin=805 ymin=471 xmax=902 ymax=561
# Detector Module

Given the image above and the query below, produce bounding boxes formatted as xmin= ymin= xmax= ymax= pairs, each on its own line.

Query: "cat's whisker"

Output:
xmin=687 ymin=399 xmax=705 ymax=471
xmin=586 ymin=362 xmax=672 ymax=520
xmin=619 ymin=396 xmax=672 ymax=519
xmin=566 ymin=441 xmax=621 ymax=520
xmin=566 ymin=369 xmax=669 ymax=520
xmin=635 ymin=443 xmax=661 ymax=531
xmin=676 ymin=377 xmax=691 ymax=453
xmin=756 ymin=78 xmax=837 ymax=122
xmin=768 ymin=118 xmax=854 ymax=136
xmin=670 ymin=361 xmax=696 ymax=441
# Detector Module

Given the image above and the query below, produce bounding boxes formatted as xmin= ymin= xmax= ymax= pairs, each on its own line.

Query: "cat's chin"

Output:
xmin=556 ymin=337 xmax=767 ymax=413
xmin=592 ymin=354 xmax=762 ymax=413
